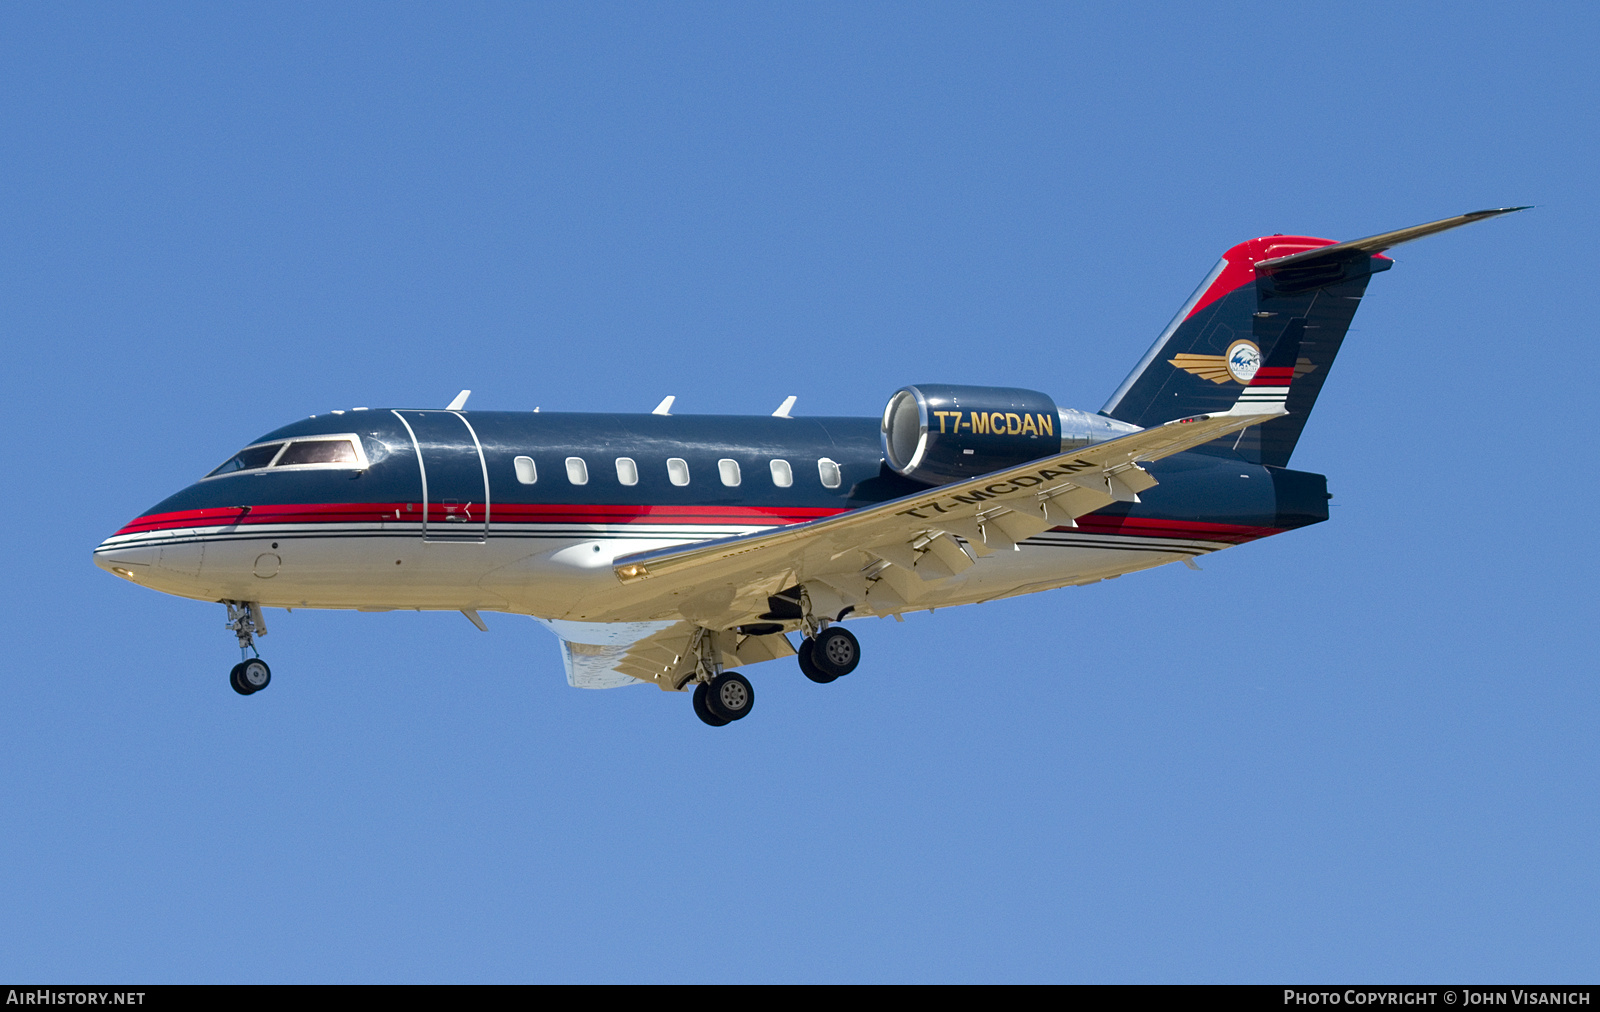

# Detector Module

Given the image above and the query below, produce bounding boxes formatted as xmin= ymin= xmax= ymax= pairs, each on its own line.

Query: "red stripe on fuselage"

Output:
xmin=116 ymin=502 xmax=847 ymax=535
xmin=1066 ymin=514 xmax=1281 ymax=544
xmin=117 ymin=502 xmax=1282 ymax=545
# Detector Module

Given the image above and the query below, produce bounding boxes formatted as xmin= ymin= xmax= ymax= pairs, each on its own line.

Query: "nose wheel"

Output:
xmin=230 ymin=659 xmax=272 ymax=695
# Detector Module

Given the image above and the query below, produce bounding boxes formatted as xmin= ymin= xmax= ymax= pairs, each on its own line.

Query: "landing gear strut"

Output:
xmin=224 ymin=601 xmax=271 ymax=696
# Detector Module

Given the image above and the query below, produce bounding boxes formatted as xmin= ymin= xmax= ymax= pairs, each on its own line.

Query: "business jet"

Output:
xmin=94 ymin=208 xmax=1525 ymax=725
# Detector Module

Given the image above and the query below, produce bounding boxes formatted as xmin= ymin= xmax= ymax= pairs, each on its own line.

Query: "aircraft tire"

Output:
xmin=692 ymin=683 xmax=730 ymax=726
xmin=233 ymin=658 xmax=271 ymax=695
xmin=797 ymin=639 xmax=837 ymax=684
xmin=705 ymin=672 xmax=754 ymax=722
xmin=812 ymin=626 xmax=860 ymax=678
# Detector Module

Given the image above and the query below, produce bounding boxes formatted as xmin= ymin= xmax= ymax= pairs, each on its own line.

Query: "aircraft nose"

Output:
xmin=93 ymin=531 xmax=159 ymax=583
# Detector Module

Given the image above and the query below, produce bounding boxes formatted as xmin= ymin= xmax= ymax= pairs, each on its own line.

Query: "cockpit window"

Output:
xmin=277 ymin=439 xmax=358 ymax=466
xmin=208 ymin=443 xmax=283 ymax=476
xmin=203 ymin=434 xmax=367 ymax=479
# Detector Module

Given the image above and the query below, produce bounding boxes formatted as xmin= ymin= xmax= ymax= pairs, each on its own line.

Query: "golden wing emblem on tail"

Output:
xmin=1168 ymin=353 xmax=1236 ymax=384
xmin=1169 ymin=354 xmax=1319 ymax=384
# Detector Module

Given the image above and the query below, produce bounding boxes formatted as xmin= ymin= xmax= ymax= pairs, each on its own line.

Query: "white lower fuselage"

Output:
xmin=94 ymin=517 xmax=1244 ymax=623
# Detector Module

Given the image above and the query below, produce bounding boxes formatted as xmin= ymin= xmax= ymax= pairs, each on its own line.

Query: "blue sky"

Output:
xmin=1 ymin=2 xmax=1594 ymax=982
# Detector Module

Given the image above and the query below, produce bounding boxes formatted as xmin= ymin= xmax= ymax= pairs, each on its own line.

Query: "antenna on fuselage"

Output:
xmin=652 ymin=395 xmax=675 ymax=416
xmin=772 ymin=395 xmax=797 ymax=418
xmin=446 ymin=390 xmax=471 ymax=411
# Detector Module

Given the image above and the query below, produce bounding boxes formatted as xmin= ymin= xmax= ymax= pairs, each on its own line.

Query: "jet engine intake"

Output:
xmin=882 ymin=384 xmax=1064 ymax=484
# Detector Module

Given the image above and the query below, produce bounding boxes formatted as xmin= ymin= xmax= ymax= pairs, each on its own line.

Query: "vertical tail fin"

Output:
xmin=1100 ymin=208 xmax=1526 ymax=466
xmin=1099 ymin=233 xmax=1383 ymax=466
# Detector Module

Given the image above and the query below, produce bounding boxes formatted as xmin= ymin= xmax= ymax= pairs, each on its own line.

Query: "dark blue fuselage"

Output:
xmin=137 ymin=409 xmax=1329 ymax=532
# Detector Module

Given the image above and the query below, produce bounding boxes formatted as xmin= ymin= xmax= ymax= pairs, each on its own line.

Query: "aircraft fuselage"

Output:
xmin=94 ymin=407 xmax=1327 ymax=624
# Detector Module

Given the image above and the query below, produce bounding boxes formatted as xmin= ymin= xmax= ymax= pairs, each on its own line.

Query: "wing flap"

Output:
xmin=920 ymin=531 xmax=974 ymax=575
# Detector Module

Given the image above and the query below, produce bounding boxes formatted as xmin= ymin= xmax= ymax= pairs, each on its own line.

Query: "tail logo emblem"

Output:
xmin=1225 ymin=340 xmax=1262 ymax=383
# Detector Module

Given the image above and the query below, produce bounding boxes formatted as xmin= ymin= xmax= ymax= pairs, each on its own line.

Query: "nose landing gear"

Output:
xmin=223 ymin=601 xmax=271 ymax=696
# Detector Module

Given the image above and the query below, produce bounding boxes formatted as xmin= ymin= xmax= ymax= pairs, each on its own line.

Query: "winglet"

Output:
xmin=652 ymin=396 xmax=675 ymax=416
xmin=772 ymin=395 xmax=797 ymax=419
xmin=446 ymin=390 xmax=471 ymax=411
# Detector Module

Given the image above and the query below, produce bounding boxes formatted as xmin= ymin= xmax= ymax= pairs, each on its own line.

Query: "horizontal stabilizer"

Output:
xmin=1254 ymin=207 xmax=1529 ymax=270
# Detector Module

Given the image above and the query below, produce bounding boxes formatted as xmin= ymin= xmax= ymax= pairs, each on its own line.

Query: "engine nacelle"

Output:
xmin=882 ymin=384 xmax=1065 ymax=484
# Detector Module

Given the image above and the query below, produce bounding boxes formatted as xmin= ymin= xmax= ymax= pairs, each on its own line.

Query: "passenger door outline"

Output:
xmin=391 ymin=409 xmax=491 ymax=542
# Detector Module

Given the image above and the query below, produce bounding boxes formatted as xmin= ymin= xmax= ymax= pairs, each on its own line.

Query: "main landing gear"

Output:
xmin=688 ymin=628 xmax=755 ymax=727
xmin=223 ymin=601 xmax=271 ymax=696
xmin=686 ymin=587 xmax=865 ymax=726
xmin=794 ymin=586 xmax=860 ymax=684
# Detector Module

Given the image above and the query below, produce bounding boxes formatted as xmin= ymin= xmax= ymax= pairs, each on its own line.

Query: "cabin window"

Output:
xmin=276 ymin=439 xmax=359 ymax=466
xmin=769 ymin=459 xmax=793 ymax=488
xmin=718 ymin=459 xmax=741 ymax=487
xmin=615 ymin=457 xmax=639 ymax=486
xmin=208 ymin=442 xmax=283 ymax=477
xmin=514 ymin=456 xmax=537 ymax=484
xmin=666 ymin=457 xmax=690 ymax=486
xmin=565 ymin=457 xmax=589 ymax=485
xmin=818 ymin=457 xmax=841 ymax=488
